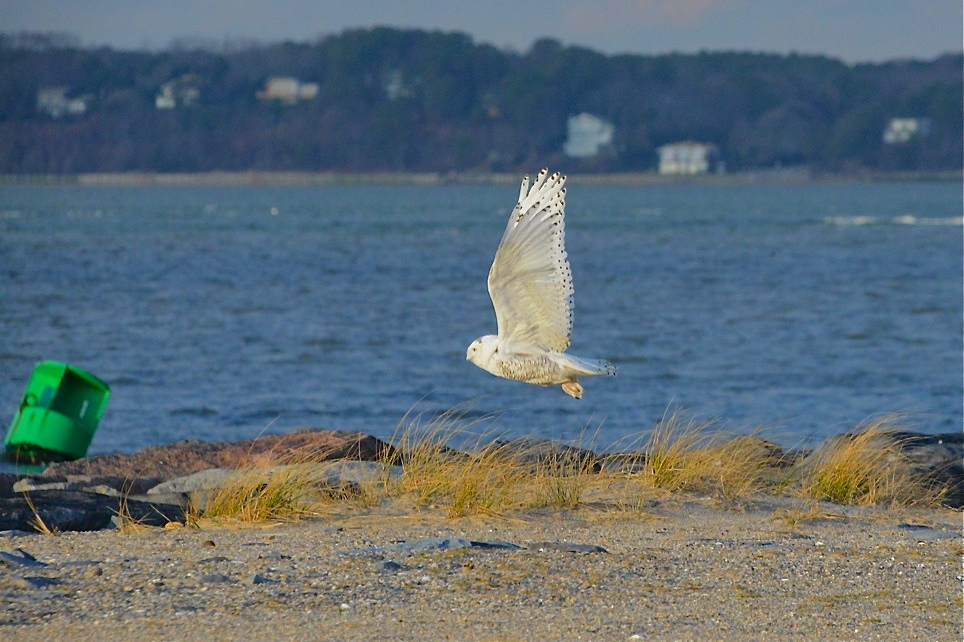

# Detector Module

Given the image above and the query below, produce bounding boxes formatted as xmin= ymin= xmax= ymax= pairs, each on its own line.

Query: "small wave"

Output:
xmin=915 ymin=217 xmax=964 ymax=226
xmin=172 ymin=406 xmax=220 ymax=418
xmin=825 ymin=216 xmax=878 ymax=226
xmin=824 ymin=215 xmax=963 ymax=226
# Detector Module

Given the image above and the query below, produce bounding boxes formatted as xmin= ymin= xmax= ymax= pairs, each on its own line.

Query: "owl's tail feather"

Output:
xmin=561 ymin=354 xmax=617 ymax=377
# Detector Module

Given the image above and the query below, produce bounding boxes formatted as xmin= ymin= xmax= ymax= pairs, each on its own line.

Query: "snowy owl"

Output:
xmin=466 ymin=168 xmax=616 ymax=399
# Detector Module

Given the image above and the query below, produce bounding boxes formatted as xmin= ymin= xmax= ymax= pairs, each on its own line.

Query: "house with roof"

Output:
xmin=563 ymin=113 xmax=615 ymax=158
xmin=657 ymin=141 xmax=721 ymax=175
xmin=257 ymin=77 xmax=319 ymax=104
xmin=37 ymin=87 xmax=89 ymax=118
xmin=156 ymin=75 xmax=201 ymax=109
xmin=883 ymin=118 xmax=931 ymax=144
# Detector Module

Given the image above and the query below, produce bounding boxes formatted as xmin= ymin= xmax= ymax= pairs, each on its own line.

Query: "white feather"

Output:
xmin=487 ymin=169 xmax=572 ymax=352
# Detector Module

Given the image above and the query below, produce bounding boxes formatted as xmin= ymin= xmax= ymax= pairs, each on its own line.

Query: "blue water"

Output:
xmin=1 ymin=181 xmax=961 ymax=455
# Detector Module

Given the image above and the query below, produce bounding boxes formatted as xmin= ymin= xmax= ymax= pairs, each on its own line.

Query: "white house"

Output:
xmin=257 ymin=77 xmax=319 ymax=104
xmin=563 ymin=113 xmax=615 ymax=158
xmin=155 ymin=75 xmax=201 ymax=109
xmin=37 ymin=87 xmax=89 ymax=118
xmin=883 ymin=118 xmax=931 ymax=144
xmin=657 ymin=142 xmax=721 ymax=175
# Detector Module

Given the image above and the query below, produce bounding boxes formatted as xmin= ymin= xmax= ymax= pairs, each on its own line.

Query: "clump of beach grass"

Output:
xmin=795 ymin=417 xmax=941 ymax=507
xmin=611 ymin=411 xmax=779 ymax=506
xmin=528 ymin=452 xmax=596 ymax=510
xmin=380 ymin=409 xmax=533 ymax=517
xmin=200 ymin=462 xmax=350 ymax=523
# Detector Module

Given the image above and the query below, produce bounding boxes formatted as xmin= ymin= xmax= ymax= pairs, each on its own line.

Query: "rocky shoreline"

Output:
xmin=0 ymin=428 xmax=961 ymax=534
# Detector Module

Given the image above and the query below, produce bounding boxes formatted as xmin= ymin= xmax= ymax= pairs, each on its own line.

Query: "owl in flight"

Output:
xmin=466 ymin=169 xmax=616 ymax=399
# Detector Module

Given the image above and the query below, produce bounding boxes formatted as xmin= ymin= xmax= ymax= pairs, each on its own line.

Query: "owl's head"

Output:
xmin=466 ymin=335 xmax=499 ymax=369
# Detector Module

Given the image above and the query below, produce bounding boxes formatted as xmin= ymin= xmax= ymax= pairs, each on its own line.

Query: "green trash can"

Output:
xmin=4 ymin=361 xmax=110 ymax=463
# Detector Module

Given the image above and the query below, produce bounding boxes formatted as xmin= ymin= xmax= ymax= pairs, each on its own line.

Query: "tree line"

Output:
xmin=0 ymin=29 xmax=960 ymax=174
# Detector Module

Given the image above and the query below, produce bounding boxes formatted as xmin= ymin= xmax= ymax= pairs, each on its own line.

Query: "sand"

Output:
xmin=1 ymin=496 xmax=960 ymax=641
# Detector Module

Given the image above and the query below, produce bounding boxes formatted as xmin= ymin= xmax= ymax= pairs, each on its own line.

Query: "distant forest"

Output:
xmin=0 ymin=29 xmax=960 ymax=174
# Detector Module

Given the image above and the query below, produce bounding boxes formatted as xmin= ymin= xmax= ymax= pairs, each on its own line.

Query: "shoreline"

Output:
xmin=0 ymin=169 xmax=960 ymax=187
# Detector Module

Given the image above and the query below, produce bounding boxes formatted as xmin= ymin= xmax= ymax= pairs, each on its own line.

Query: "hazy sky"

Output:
xmin=2 ymin=0 xmax=960 ymax=62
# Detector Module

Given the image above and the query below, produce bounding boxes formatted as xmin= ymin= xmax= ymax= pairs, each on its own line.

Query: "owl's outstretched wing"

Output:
xmin=487 ymin=169 xmax=573 ymax=353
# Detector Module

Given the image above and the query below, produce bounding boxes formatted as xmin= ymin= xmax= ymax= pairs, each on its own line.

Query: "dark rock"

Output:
xmin=0 ymin=548 xmax=45 ymax=567
xmin=0 ymin=490 xmax=185 ymax=532
xmin=596 ymin=452 xmax=647 ymax=474
xmin=897 ymin=523 xmax=960 ymax=541
xmin=895 ymin=432 xmax=963 ymax=508
xmin=199 ymin=556 xmax=230 ymax=564
xmin=342 ymin=537 xmax=523 ymax=556
xmin=199 ymin=573 xmax=235 ymax=584
xmin=526 ymin=542 xmax=609 ymax=554
xmin=492 ymin=438 xmax=601 ymax=473
xmin=8 ymin=576 xmax=60 ymax=589
xmin=246 ymin=573 xmax=277 ymax=585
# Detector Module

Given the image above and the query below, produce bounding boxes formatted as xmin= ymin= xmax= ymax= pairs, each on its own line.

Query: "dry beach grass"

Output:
xmin=194 ymin=414 xmax=949 ymax=524
xmin=2 ymin=415 xmax=961 ymax=641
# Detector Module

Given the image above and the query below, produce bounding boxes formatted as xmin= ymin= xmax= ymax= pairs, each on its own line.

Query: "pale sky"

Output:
xmin=1 ymin=0 xmax=960 ymax=62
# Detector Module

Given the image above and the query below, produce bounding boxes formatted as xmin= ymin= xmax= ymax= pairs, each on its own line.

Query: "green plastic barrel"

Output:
xmin=3 ymin=361 xmax=110 ymax=463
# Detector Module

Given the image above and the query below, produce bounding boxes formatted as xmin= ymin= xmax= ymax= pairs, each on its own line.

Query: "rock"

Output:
xmin=896 ymin=432 xmax=963 ymax=508
xmin=316 ymin=460 xmax=403 ymax=486
xmin=199 ymin=573 xmax=236 ymax=584
xmin=146 ymin=468 xmax=236 ymax=495
xmin=342 ymin=538 xmax=523 ymax=556
xmin=9 ymin=475 xmax=164 ymax=497
xmin=12 ymin=478 xmax=129 ymax=498
xmin=246 ymin=573 xmax=277 ymax=585
xmin=598 ymin=437 xmax=792 ymax=475
xmin=43 ymin=429 xmax=396 ymax=480
xmin=596 ymin=452 xmax=647 ymax=474
xmin=526 ymin=542 xmax=609 ymax=554
xmin=7 ymin=575 xmax=59 ymax=589
xmin=12 ymin=480 xmax=72 ymax=493
xmin=492 ymin=438 xmax=601 ymax=473
xmin=0 ymin=490 xmax=186 ymax=532
xmin=0 ymin=548 xmax=45 ymax=567
xmin=897 ymin=523 xmax=959 ymax=541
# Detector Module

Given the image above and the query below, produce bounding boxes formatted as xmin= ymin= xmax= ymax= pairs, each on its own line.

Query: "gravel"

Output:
xmin=0 ymin=497 xmax=960 ymax=641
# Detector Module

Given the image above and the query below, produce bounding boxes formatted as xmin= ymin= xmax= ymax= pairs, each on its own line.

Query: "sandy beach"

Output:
xmin=2 ymin=495 xmax=960 ymax=642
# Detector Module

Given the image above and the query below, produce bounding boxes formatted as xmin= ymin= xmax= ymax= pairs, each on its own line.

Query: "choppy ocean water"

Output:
xmin=1 ymin=181 xmax=961 ymax=456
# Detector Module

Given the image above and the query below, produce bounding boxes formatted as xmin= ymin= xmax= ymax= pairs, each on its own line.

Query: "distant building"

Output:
xmin=37 ymin=87 xmax=89 ymax=118
xmin=657 ymin=142 xmax=721 ymax=175
xmin=383 ymin=69 xmax=413 ymax=101
xmin=156 ymin=75 xmax=201 ymax=109
xmin=883 ymin=118 xmax=931 ymax=144
xmin=563 ymin=113 xmax=615 ymax=158
xmin=257 ymin=76 xmax=319 ymax=104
